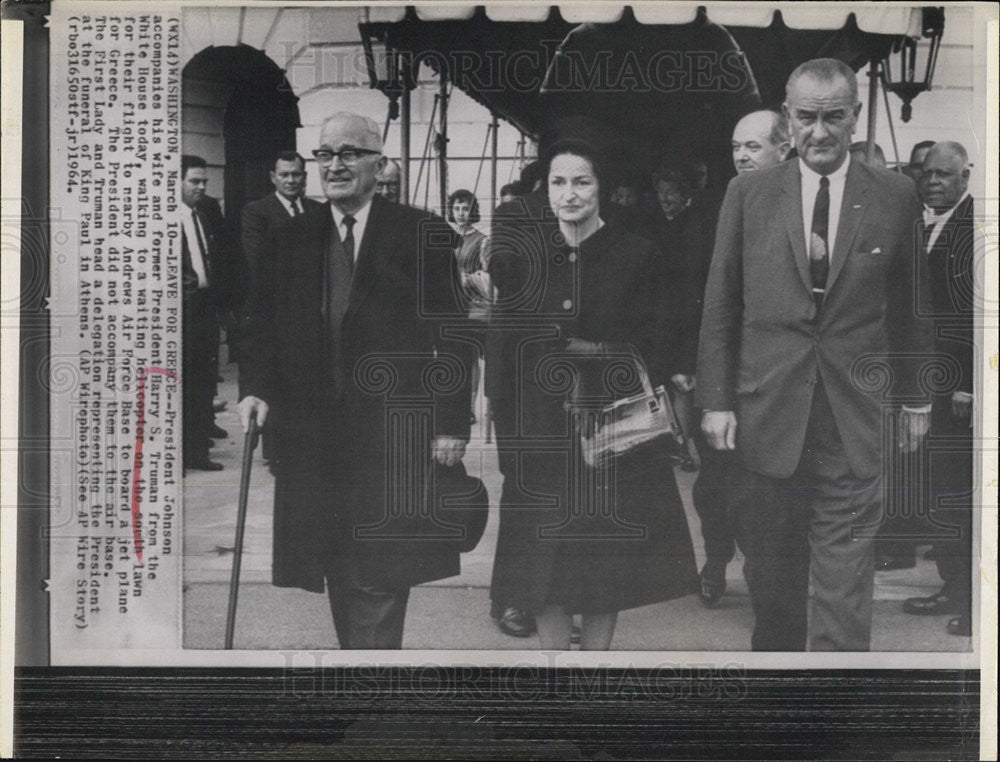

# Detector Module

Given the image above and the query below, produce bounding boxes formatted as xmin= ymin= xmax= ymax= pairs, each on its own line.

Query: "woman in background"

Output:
xmin=448 ymin=189 xmax=491 ymax=424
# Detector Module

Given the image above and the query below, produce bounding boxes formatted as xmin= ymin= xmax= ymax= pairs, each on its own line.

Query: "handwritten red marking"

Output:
xmin=131 ymin=366 xmax=178 ymax=561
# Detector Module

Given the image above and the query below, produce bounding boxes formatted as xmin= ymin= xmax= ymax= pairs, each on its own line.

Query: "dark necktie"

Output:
xmin=191 ymin=208 xmax=212 ymax=285
xmin=809 ymin=175 xmax=830 ymax=305
xmin=342 ymin=214 xmax=356 ymax=275
xmin=290 ymin=198 xmax=301 ymax=216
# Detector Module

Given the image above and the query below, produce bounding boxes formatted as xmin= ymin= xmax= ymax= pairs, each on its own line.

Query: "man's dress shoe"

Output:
xmin=875 ymin=554 xmax=916 ymax=572
xmin=185 ymin=457 xmax=224 ymax=472
xmin=946 ymin=614 xmax=971 ymax=637
xmin=496 ymin=607 xmax=536 ymax=638
xmin=902 ymin=591 xmax=958 ymax=616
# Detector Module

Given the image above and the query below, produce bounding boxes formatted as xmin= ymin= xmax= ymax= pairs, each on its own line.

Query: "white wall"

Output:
xmin=855 ymin=7 xmax=977 ymax=170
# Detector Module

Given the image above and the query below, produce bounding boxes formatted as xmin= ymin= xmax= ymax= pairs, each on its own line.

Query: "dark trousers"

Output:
xmin=325 ymin=549 xmax=411 ymax=650
xmin=928 ymin=400 xmax=973 ymax=614
xmin=692 ymin=435 xmax=738 ymax=567
xmin=732 ymin=384 xmax=881 ymax=651
xmin=182 ymin=290 xmax=218 ymax=460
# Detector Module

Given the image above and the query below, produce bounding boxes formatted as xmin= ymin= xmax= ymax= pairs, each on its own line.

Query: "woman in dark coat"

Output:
xmin=487 ymin=138 xmax=699 ymax=649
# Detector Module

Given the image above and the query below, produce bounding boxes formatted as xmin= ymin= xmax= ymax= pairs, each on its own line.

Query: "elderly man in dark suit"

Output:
xmin=697 ymin=59 xmax=933 ymax=651
xmin=238 ymin=112 xmax=470 ymax=649
xmin=902 ymin=141 xmax=976 ymax=638
xmin=181 ymin=154 xmax=239 ymax=471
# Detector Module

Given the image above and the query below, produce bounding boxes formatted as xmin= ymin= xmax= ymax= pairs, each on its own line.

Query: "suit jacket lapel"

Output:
xmin=826 ymin=160 xmax=868 ymax=294
xmin=781 ymin=162 xmax=813 ymax=296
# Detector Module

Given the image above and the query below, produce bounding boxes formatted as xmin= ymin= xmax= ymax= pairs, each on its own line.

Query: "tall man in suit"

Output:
xmin=240 ymin=151 xmax=322 ymax=299
xmin=902 ymin=141 xmax=976 ymax=638
xmin=679 ymin=110 xmax=791 ymax=607
xmin=239 ymin=151 xmax=321 ymax=464
xmin=181 ymin=154 xmax=238 ymax=471
xmin=238 ymin=112 xmax=470 ymax=649
xmin=697 ymin=59 xmax=933 ymax=651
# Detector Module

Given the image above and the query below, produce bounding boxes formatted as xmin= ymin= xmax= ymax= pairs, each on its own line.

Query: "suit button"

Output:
xmin=568 ymin=251 xmax=577 ymax=263
xmin=563 ymin=299 xmax=573 ymax=310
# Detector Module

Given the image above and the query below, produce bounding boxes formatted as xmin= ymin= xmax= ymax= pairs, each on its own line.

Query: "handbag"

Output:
xmin=571 ymin=347 xmax=687 ymax=468
xmin=423 ymin=460 xmax=489 ymax=553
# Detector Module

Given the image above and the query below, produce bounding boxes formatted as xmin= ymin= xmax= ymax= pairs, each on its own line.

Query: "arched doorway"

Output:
xmin=182 ymin=44 xmax=301 ymax=239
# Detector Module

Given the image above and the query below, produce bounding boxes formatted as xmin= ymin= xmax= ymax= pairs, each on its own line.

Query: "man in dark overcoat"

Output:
xmin=238 ymin=112 xmax=470 ymax=649
xmin=181 ymin=154 xmax=240 ymax=471
xmin=902 ymin=141 xmax=976 ymax=638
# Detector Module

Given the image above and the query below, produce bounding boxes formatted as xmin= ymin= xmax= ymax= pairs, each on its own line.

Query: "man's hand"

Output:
xmin=671 ymin=374 xmax=695 ymax=393
xmin=951 ymin=391 xmax=973 ymax=419
xmin=898 ymin=408 xmax=930 ymax=452
xmin=433 ymin=436 xmax=467 ymax=467
xmin=238 ymin=396 xmax=269 ymax=433
xmin=702 ymin=410 xmax=737 ymax=450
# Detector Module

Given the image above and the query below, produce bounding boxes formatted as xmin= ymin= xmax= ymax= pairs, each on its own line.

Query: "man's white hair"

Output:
xmin=320 ymin=112 xmax=383 ymax=150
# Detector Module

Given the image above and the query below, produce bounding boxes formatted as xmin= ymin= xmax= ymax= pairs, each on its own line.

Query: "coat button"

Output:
xmin=563 ymin=299 xmax=573 ymax=310
xmin=568 ymin=251 xmax=577 ymax=263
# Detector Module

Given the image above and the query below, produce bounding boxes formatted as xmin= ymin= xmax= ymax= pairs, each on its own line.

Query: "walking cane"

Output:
xmin=224 ymin=415 xmax=259 ymax=649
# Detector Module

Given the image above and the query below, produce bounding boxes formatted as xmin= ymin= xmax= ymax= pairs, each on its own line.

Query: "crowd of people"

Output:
xmin=179 ymin=56 xmax=975 ymax=650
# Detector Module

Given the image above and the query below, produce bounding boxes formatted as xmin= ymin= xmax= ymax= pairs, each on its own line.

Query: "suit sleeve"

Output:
xmin=954 ymin=205 xmax=976 ymax=394
xmin=238 ymin=219 xmax=279 ymax=404
xmin=240 ymin=203 xmax=267 ymax=307
xmin=419 ymin=215 xmax=473 ymax=441
xmin=204 ymin=197 xmax=243 ymax=311
xmin=695 ymin=179 xmax=744 ymax=411
xmin=887 ymin=183 xmax=935 ymax=403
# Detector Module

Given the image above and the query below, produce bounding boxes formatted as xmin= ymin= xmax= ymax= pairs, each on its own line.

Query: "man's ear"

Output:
xmin=850 ymin=101 xmax=863 ymax=133
xmin=375 ymin=155 xmax=388 ymax=176
xmin=778 ymin=141 xmax=792 ymax=161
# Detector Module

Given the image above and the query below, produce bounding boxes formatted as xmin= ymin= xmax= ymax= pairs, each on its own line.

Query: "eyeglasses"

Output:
xmin=312 ymin=148 xmax=381 ymax=166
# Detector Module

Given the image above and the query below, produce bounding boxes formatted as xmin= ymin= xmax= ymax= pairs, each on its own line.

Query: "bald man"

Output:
xmin=678 ymin=110 xmax=790 ymax=607
xmin=239 ymin=112 xmax=470 ymax=649
xmin=375 ymin=158 xmax=402 ymax=203
xmin=902 ymin=141 xmax=975 ymax=638
xmin=731 ymin=110 xmax=792 ymax=174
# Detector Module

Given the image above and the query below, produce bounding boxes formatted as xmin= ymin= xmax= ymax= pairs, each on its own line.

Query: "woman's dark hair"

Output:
xmin=447 ymin=189 xmax=480 ymax=224
xmin=541 ymin=138 xmax=612 ymax=203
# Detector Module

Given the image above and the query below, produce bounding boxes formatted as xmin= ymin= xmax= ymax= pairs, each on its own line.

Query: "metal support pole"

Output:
xmin=401 ymin=86 xmax=411 ymax=205
xmin=865 ymin=60 xmax=879 ymax=165
xmin=490 ymin=114 xmax=499 ymax=206
xmin=439 ymin=73 xmax=449 ymax=215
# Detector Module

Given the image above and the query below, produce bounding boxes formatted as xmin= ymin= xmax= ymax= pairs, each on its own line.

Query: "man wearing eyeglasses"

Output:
xmin=238 ymin=112 xmax=470 ymax=649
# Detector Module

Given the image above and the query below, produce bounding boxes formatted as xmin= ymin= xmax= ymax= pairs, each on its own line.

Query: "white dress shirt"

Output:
xmin=799 ymin=155 xmax=851 ymax=262
xmin=923 ymin=191 xmax=970 ymax=252
xmin=275 ymin=191 xmax=306 ymax=217
xmin=181 ymin=204 xmax=210 ymax=288
xmin=329 ymin=198 xmax=373 ymax=265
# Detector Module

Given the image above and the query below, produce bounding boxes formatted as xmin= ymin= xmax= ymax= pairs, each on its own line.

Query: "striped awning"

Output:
xmin=362 ymin=4 xmax=925 ymax=37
